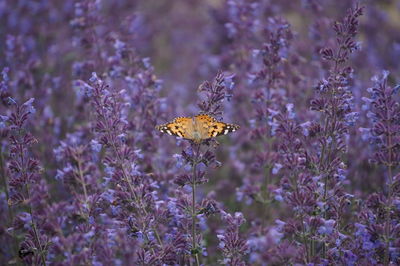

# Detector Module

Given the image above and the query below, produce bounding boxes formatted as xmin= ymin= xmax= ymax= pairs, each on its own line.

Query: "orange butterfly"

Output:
xmin=156 ymin=114 xmax=239 ymax=143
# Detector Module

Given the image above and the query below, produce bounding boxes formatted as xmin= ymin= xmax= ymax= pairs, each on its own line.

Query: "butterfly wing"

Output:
xmin=156 ymin=117 xmax=194 ymax=139
xmin=194 ymin=114 xmax=239 ymax=139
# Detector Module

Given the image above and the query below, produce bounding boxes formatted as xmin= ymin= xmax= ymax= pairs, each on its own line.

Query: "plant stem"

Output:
xmin=1 ymin=151 xmax=19 ymax=261
xmin=301 ymin=214 xmax=310 ymax=263
xmin=26 ymin=184 xmax=47 ymax=266
xmin=77 ymin=160 xmax=88 ymax=204
xmin=384 ymin=162 xmax=392 ymax=266
xmin=384 ymin=92 xmax=393 ymax=266
xmin=16 ymin=130 xmax=46 ymax=266
xmin=192 ymin=144 xmax=200 ymax=266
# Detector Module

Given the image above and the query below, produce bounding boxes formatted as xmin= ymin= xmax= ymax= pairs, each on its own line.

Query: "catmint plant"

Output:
xmin=356 ymin=71 xmax=400 ymax=265
xmin=84 ymin=73 xmax=165 ymax=259
xmin=156 ymin=72 xmax=243 ymax=264
xmin=5 ymin=99 xmax=50 ymax=265
xmin=307 ymin=3 xmax=363 ymax=260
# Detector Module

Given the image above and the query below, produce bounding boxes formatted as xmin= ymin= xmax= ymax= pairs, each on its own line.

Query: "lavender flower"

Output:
xmin=217 ymin=211 xmax=249 ymax=265
xmin=5 ymin=99 xmax=49 ymax=265
xmin=358 ymin=71 xmax=400 ymax=265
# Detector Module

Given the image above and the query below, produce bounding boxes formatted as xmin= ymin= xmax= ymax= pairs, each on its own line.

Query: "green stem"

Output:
xmin=192 ymin=144 xmax=200 ymax=266
xmin=77 ymin=160 xmax=88 ymax=204
xmin=384 ymin=96 xmax=393 ymax=266
xmin=1 ymin=151 xmax=19 ymax=261
xmin=301 ymin=215 xmax=310 ymax=263
xmin=26 ymin=184 xmax=47 ymax=266
xmin=16 ymin=132 xmax=46 ymax=265
xmin=0 ymin=152 xmax=12 ymax=218
xmin=384 ymin=162 xmax=392 ymax=266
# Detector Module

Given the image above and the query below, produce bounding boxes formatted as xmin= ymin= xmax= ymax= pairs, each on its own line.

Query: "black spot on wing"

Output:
xmin=208 ymin=123 xmax=239 ymax=138
xmin=225 ymin=124 xmax=239 ymax=132
xmin=156 ymin=124 xmax=170 ymax=134
xmin=156 ymin=123 xmax=186 ymax=138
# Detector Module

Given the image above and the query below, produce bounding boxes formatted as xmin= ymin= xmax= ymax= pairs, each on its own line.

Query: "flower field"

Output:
xmin=1 ymin=0 xmax=400 ymax=265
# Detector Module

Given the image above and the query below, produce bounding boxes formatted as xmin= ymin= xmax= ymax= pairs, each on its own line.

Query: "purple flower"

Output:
xmin=318 ymin=219 xmax=336 ymax=235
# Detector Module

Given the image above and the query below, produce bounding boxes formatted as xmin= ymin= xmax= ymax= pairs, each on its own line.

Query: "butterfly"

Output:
xmin=156 ymin=114 xmax=239 ymax=143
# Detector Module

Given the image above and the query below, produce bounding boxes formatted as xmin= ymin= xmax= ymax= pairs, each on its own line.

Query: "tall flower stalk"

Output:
xmin=191 ymin=144 xmax=201 ymax=266
xmin=164 ymin=72 xmax=242 ymax=264
xmin=6 ymin=99 xmax=49 ymax=265
xmin=81 ymin=73 xmax=164 ymax=254
xmin=361 ymin=71 xmax=400 ymax=265
xmin=310 ymin=3 xmax=363 ymax=258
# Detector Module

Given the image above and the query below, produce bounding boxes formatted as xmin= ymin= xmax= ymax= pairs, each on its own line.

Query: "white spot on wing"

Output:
xmin=167 ymin=130 xmax=172 ymax=135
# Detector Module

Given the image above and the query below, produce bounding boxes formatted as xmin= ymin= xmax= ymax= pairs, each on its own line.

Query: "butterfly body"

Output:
xmin=156 ymin=114 xmax=239 ymax=143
